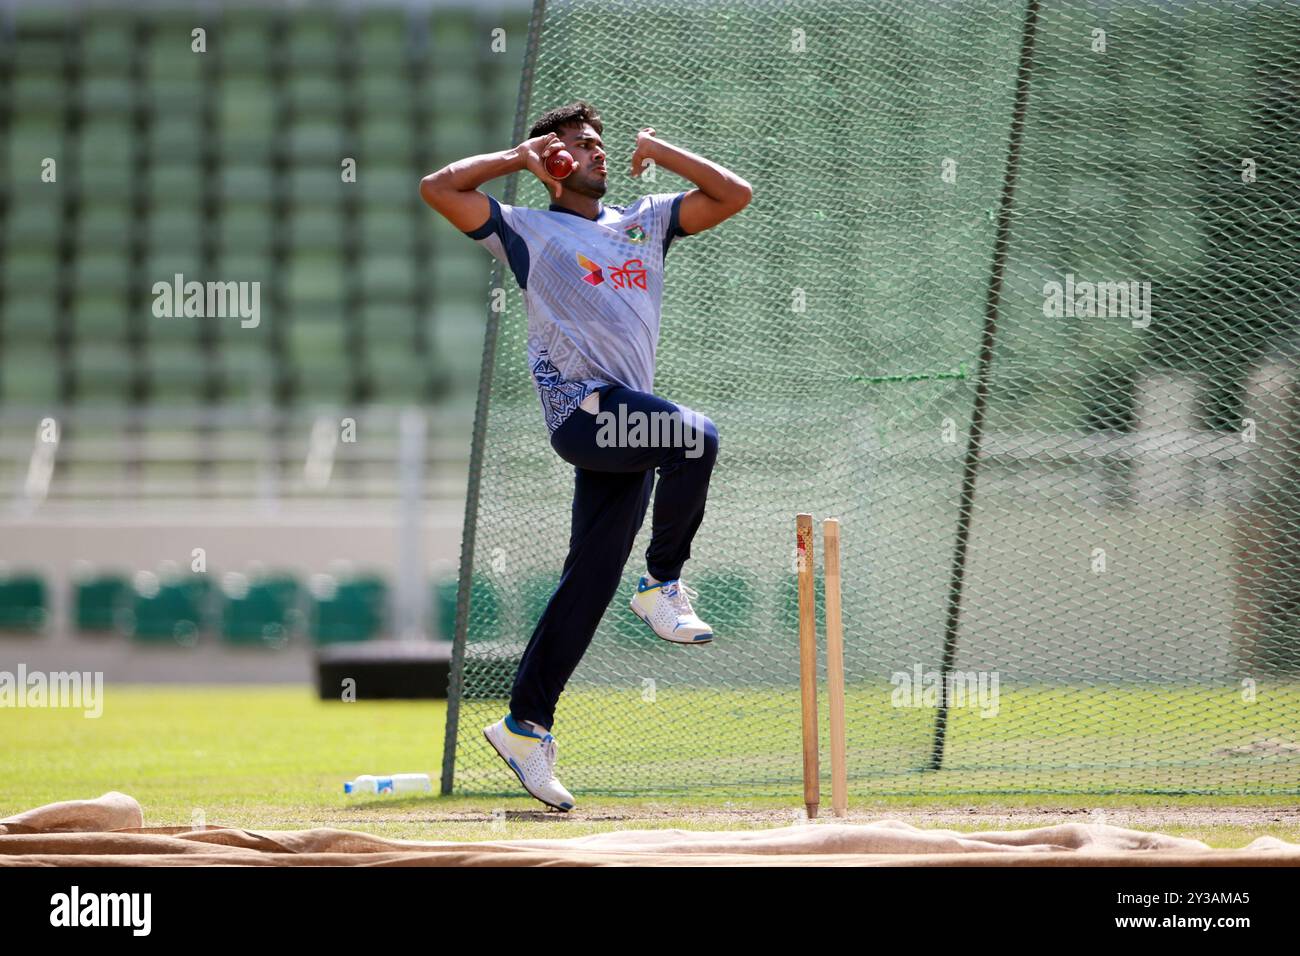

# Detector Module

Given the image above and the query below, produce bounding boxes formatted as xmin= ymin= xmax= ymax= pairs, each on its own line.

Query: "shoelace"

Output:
xmin=539 ymin=736 xmax=558 ymax=781
xmin=666 ymin=582 xmax=700 ymax=616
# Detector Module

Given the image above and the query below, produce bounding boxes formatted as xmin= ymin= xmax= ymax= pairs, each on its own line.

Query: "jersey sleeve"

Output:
xmin=647 ymin=190 xmax=692 ymax=258
xmin=462 ymin=194 xmax=532 ymax=289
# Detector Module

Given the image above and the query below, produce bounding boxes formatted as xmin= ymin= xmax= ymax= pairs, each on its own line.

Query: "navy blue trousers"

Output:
xmin=509 ymin=386 xmax=720 ymax=729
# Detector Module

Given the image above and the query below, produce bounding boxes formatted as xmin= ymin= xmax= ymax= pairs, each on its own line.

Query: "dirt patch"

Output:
xmin=311 ymin=803 xmax=1300 ymax=829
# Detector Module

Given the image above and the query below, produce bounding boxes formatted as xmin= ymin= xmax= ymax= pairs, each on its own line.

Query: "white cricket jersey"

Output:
xmin=464 ymin=190 xmax=691 ymax=432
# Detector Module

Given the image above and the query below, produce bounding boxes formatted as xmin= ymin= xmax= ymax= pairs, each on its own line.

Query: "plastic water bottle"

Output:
xmin=343 ymin=773 xmax=432 ymax=795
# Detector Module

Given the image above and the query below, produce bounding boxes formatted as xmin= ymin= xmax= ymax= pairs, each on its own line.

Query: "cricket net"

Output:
xmin=444 ymin=0 xmax=1300 ymax=796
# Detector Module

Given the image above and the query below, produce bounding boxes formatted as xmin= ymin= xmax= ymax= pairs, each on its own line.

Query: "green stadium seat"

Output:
xmin=215 ymin=307 xmax=266 ymax=347
xmin=213 ymin=254 xmax=271 ymax=287
xmin=77 ymin=204 xmax=134 ymax=249
xmin=219 ymin=165 xmax=275 ymax=203
xmin=486 ymin=66 xmax=523 ymax=105
xmin=77 ymin=347 xmax=135 ymax=400
xmin=360 ymin=302 xmax=411 ymax=332
xmin=77 ymin=364 xmax=138 ymax=406
xmin=288 ymin=252 xmax=344 ymax=303
xmin=219 ymin=89 xmax=275 ymax=132
xmin=11 ymin=73 xmax=66 ymax=115
xmin=124 ymin=570 xmax=212 ymax=645
xmin=5 ymin=204 xmax=61 ymax=246
xmin=220 ymin=78 xmax=275 ymax=121
xmin=431 ymin=74 xmax=485 ymax=113
xmin=7 ymin=119 xmax=63 ymax=175
xmin=296 ymin=360 xmax=351 ymax=400
xmin=218 ymin=203 xmax=274 ymax=247
xmin=2 ymin=352 xmax=58 ymax=404
xmin=76 ymin=119 xmax=134 ymax=167
xmin=145 ymin=33 xmax=202 ymax=84
xmin=431 ymin=14 xmax=483 ymax=63
xmin=359 ymin=9 xmax=406 ymax=52
xmin=220 ymin=16 xmax=274 ymax=70
xmin=147 ymin=80 xmax=205 ymax=119
xmin=74 ymin=572 xmax=131 ymax=633
xmin=12 ymin=9 xmax=66 ymax=40
xmin=433 ymin=573 xmax=499 ymax=643
xmin=369 ymin=351 xmax=436 ymax=403
xmin=357 ymin=168 xmax=410 ymax=203
xmin=150 ymin=164 xmax=205 ymax=202
xmin=360 ymin=256 xmax=415 ymax=297
xmin=360 ymin=114 xmax=412 ymax=147
xmin=3 ymin=297 xmax=58 ymax=341
xmin=77 ymin=164 xmax=136 ymax=198
xmin=287 ymin=208 xmax=341 ymax=250
xmin=293 ymin=168 xmax=351 ymax=207
xmin=361 ymin=210 xmax=414 ymax=253
xmin=3 ymin=250 xmax=60 ymax=295
xmin=310 ymin=572 xmax=388 ymax=644
xmin=74 ymin=252 xmax=132 ymax=291
xmin=221 ymin=366 xmax=271 ymax=404
xmin=79 ymin=77 xmax=134 ymax=115
xmin=220 ymin=571 xmax=303 ymax=647
xmin=287 ymin=74 xmax=343 ymax=115
xmin=437 ymin=251 xmax=493 ymax=298
xmin=291 ymin=322 xmax=347 ymax=360
xmin=287 ymin=122 xmax=344 ymax=163
xmin=71 ymin=294 xmax=128 ymax=339
xmin=428 ymin=125 xmax=480 ymax=165
xmin=358 ymin=76 xmax=407 ymax=112
xmin=0 ymin=572 xmax=49 ymax=634
xmin=287 ymin=21 xmax=341 ymax=70
xmin=81 ymin=20 xmax=135 ymax=67
xmin=152 ymin=116 xmax=206 ymax=161
xmin=147 ymin=205 xmax=205 ymax=249
xmin=147 ymin=348 xmax=208 ymax=400
xmin=221 ymin=134 xmax=278 ymax=168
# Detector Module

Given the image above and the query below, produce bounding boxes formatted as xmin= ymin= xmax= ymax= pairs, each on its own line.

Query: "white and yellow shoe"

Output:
xmin=483 ymin=714 xmax=575 ymax=812
xmin=630 ymin=576 xmax=714 ymax=644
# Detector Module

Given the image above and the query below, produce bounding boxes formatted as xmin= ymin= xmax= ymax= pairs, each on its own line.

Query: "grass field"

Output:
xmin=451 ymin=681 xmax=1300 ymax=796
xmin=3 ymin=685 xmax=1299 ymax=848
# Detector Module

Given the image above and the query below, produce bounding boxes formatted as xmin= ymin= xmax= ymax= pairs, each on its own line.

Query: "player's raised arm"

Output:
xmin=420 ymin=133 xmax=570 ymax=232
xmin=629 ymin=127 xmax=753 ymax=235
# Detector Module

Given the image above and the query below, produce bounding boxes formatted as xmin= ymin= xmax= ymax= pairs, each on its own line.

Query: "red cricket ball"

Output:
xmin=545 ymin=148 xmax=576 ymax=179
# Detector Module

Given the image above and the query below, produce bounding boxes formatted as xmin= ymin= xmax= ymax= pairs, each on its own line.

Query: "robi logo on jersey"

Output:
xmin=575 ymin=252 xmax=648 ymax=291
xmin=576 ymin=253 xmax=604 ymax=286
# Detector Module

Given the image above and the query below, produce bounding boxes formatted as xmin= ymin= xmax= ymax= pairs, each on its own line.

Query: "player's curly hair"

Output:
xmin=528 ymin=100 xmax=603 ymax=139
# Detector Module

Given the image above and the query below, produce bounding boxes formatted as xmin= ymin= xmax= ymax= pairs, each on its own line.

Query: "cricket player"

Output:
xmin=420 ymin=101 xmax=751 ymax=810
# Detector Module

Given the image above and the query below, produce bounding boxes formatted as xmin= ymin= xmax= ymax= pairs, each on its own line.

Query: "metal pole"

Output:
xmin=929 ymin=0 xmax=1041 ymax=772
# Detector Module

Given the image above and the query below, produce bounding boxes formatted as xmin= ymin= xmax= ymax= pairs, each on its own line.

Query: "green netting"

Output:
xmin=446 ymin=0 xmax=1300 ymax=796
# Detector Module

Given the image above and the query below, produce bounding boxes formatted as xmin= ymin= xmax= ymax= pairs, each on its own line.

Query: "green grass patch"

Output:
xmin=3 ymin=686 xmax=1298 ymax=847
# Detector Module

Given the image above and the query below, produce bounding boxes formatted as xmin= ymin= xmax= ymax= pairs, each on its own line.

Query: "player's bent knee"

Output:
xmin=685 ymin=413 xmax=719 ymax=465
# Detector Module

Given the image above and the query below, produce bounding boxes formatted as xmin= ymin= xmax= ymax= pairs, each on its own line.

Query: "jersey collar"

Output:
xmin=549 ymin=201 xmax=605 ymax=222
